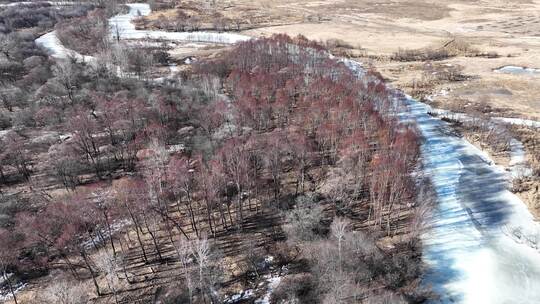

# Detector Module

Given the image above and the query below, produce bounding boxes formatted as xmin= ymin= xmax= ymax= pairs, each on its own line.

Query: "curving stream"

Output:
xmin=32 ymin=3 xmax=540 ymax=303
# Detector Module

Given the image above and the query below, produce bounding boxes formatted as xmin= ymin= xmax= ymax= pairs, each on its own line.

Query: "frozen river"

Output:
xmin=407 ymin=99 xmax=540 ymax=303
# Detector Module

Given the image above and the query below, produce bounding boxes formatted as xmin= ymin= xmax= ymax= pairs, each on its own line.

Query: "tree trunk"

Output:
xmin=102 ymin=210 xmax=117 ymax=256
xmin=226 ymin=203 xmax=234 ymax=228
xmin=205 ymin=200 xmax=215 ymax=237
xmin=130 ymin=213 xmax=148 ymax=263
xmin=2 ymin=269 xmax=18 ymax=304
xmin=143 ymin=215 xmax=163 ymax=262
xmin=186 ymin=197 xmax=199 ymax=237
xmin=217 ymin=202 xmax=227 ymax=230
xmin=81 ymin=250 xmax=101 ymax=296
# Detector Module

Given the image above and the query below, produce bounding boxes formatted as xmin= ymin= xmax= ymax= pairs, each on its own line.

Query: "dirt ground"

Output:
xmin=143 ymin=0 xmax=540 ymax=120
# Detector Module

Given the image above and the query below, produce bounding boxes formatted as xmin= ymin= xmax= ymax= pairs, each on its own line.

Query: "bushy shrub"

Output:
xmin=271 ymin=274 xmax=318 ymax=304
xmin=55 ymin=10 xmax=108 ymax=55
xmin=283 ymin=194 xmax=325 ymax=243
xmin=0 ymin=3 xmax=95 ymax=34
xmin=152 ymin=49 xmax=170 ymax=65
xmin=0 ymin=111 xmax=12 ymax=129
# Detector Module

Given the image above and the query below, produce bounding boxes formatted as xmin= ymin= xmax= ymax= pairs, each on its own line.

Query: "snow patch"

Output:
xmin=254 ymin=275 xmax=282 ymax=304
xmin=492 ymin=117 xmax=540 ymax=129
xmin=81 ymin=219 xmax=131 ymax=250
xmin=0 ymin=282 xmax=27 ymax=302
xmin=509 ymin=138 xmax=533 ymax=179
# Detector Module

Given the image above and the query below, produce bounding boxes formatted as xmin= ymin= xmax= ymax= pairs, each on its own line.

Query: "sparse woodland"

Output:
xmin=0 ymin=2 xmax=433 ymax=304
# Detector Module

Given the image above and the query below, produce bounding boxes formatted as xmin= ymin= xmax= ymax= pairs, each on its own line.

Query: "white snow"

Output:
xmin=153 ymin=64 xmax=179 ymax=83
xmin=492 ymin=117 xmax=540 ymax=129
xmin=224 ymin=289 xmax=255 ymax=304
xmin=254 ymin=275 xmax=282 ymax=304
xmin=509 ymin=138 xmax=533 ymax=179
xmin=0 ymin=282 xmax=26 ymax=302
xmin=427 ymin=105 xmax=540 ymax=130
xmin=81 ymin=219 xmax=131 ymax=250
xmin=0 ymin=273 xmax=12 ymax=286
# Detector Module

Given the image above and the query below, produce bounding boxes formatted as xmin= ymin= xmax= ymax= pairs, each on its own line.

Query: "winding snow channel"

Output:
xmin=406 ymin=99 xmax=540 ymax=303
xmin=33 ymin=3 xmax=540 ymax=303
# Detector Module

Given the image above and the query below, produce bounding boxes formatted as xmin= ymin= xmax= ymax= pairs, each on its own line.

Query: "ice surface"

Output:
xmin=495 ymin=66 xmax=540 ymax=76
xmin=35 ymin=31 xmax=94 ymax=63
xmin=405 ymin=98 xmax=540 ymax=303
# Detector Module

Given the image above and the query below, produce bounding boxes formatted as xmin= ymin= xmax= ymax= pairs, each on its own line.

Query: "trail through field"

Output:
xmin=32 ymin=3 xmax=540 ymax=303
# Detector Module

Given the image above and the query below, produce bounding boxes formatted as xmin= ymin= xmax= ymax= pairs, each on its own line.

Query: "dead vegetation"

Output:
xmin=510 ymin=126 xmax=540 ymax=218
xmin=135 ymin=0 xmax=304 ymax=33
xmin=409 ymin=62 xmax=468 ymax=99
xmin=441 ymin=114 xmax=512 ymax=166
xmin=391 ymin=38 xmax=497 ymax=62
xmin=391 ymin=47 xmax=450 ymax=62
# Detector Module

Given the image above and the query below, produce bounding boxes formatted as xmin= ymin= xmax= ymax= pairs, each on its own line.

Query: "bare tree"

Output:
xmin=410 ymin=179 xmax=435 ymax=244
xmin=0 ymin=229 xmax=19 ymax=304
xmin=283 ymin=194 xmax=324 ymax=244
xmin=94 ymin=250 xmax=122 ymax=304
xmin=52 ymin=61 xmax=78 ymax=103
xmin=173 ymin=237 xmax=194 ymax=303
xmin=0 ymin=85 xmax=23 ymax=112
xmin=189 ymin=235 xmax=220 ymax=302
xmin=43 ymin=280 xmax=91 ymax=304
xmin=191 ymin=236 xmax=210 ymax=293
xmin=0 ymin=33 xmax=20 ymax=60
xmin=330 ymin=217 xmax=350 ymax=273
